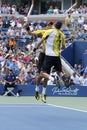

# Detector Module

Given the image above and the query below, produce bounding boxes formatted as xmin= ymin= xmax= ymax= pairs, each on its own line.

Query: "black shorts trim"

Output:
xmin=41 ymin=55 xmax=62 ymax=74
xmin=37 ymin=52 xmax=45 ymax=73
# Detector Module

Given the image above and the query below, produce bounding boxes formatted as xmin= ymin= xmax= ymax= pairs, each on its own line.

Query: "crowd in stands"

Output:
xmin=68 ymin=5 xmax=87 ymax=14
xmin=0 ymin=12 xmax=87 ymax=88
xmin=46 ymin=5 xmax=87 ymax=14
xmin=0 ymin=3 xmax=87 ymax=15
xmin=62 ymin=13 xmax=87 ymax=41
xmin=70 ymin=64 xmax=87 ymax=86
xmin=0 ymin=4 xmax=29 ymax=15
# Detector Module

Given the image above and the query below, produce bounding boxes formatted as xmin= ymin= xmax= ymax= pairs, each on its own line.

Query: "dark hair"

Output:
xmin=54 ymin=21 xmax=62 ymax=29
xmin=47 ymin=21 xmax=53 ymax=26
xmin=44 ymin=21 xmax=53 ymax=27
xmin=9 ymin=68 xmax=12 ymax=71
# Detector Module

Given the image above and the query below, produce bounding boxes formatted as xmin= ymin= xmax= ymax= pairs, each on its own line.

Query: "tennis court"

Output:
xmin=0 ymin=96 xmax=87 ymax=130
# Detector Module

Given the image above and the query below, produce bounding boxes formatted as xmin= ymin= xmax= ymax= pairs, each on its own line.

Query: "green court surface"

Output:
xmin=0 ymin=96 xmax=87 ymax=111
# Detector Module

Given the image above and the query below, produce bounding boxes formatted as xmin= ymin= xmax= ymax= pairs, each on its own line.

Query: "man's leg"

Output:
xmin=41 ymin=78 xmax=48 ymax=103
xmin=13 ymin=85 xmax=20 ymax=96
xmin=1 ymin=84 xmax=8 ymax=95
xmin=35 ymin=73 xmax=42 ymax=100
xmin=35 ymin=73 xmax=48 ymax=103
xmin=35 ymin=52 xmax=45 ymax=100
xmin=40 ymin=71 xmax=60 ymax=88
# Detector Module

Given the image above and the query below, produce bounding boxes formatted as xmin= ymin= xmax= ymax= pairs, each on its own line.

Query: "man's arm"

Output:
xmin=33 ymin=37 xmax=45 ymax=52
xmin=4 ymin=79 xmax=10 ymax=84
xmin=4 ymin=79 xmax=16 ymax=85
xmin=61 ymin=43 xmax=65 ymax=50
xmin=26 ymin=26 xmax=45 ymax=37
xmin=60 ymin=32 xmax=66 ymax=50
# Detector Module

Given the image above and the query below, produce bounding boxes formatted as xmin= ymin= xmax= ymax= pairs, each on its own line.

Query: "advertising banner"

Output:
xmin=0 ymin=84 xmax=87 ymax=97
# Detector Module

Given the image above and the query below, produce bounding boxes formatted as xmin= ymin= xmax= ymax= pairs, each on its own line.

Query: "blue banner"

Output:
xmin=0 ymin=84 xmax=87 ymax=97
xmin=46 ymin=85 xmax=87 ymax=96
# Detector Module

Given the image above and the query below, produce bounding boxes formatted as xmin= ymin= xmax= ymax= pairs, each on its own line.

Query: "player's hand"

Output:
xmin=26 ymin=26 xmax=30 ymax=31
xmin=33 ymin=48 xmax=37 ymax=52
xmin=9 ymin=82 xmax=12 ymax=85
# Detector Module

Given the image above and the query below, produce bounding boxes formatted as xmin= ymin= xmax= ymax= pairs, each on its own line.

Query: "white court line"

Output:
xmin=0 ymin=103 xmax=87 ymax=113
xmin=47 ymin=103 xmax=87 ymax=113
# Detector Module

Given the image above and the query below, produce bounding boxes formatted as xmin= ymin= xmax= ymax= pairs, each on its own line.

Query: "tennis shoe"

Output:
xmin=2 ymin=91 xmax=8 ymax=96
xmin=35 ymin=91 xmax=40 ymax=100
xmin=41 ymin=94 xmax=46 ymax=103
xmin=16 ymin=93 xmax=20 ymax=97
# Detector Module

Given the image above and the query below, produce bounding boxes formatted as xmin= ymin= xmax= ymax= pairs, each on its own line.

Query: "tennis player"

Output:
xmin=26 ymin=22 xmax=54 ymax=102
xmin=34 ymin=21 xmax=66 ymax=103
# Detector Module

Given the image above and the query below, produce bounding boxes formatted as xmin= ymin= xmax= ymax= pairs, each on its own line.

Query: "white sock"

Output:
xmin=49 ymin=75 xmax=54 ymax=82
xmin=42 ymin=87 xmax=46 ymax=95
xmin=35 ymin=85 xmax=39 ymax=92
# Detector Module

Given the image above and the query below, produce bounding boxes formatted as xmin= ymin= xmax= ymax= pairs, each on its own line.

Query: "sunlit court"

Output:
xmin=0 ymin=96 xmax=87 ymax=130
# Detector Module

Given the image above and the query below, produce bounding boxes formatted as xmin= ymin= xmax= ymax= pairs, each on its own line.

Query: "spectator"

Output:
xmin=24 ymin=5 xmax=29 ymax=15
xmin=23 ymin=71 xmax=32 ymax=84
xmin=73 ymin=64 xmax=78 ymax=73
xmin=65 ymin=13 xmax=74 ymax=28
xmin=83 ymin=66 xmax=87 ymax=74
xmin=83 ymin=21 xmax=87 ymax=31
xmin=4 ymin=55 xmax=13 ymax=71
xmin=8 ymin=37 xmax=17 ymax=53
xmin=9 ymin=59 xmax=20 ymax=76
xmin=7 ymin=26 xmax=15 ymax=37
xmin=80 ymin=72 xmax=87 ymax=86
xmin=77 ymin=64 xmax=84 ymax=75
xmin=3 ymin=16 xmax=10 ymax=28
xmin=53 ymin=6 xmax=59 ymax=14
xmin=18 ymin=70 xmax=26 ymax=84
xmin=70 ymin=72 xmax=80 ymax=85
xmin=0 ymin=16 xmax=3 ymax=27
xmin=2 ymin=68 xmax=21 ymax=96
xmin=78 ymin=15 xmax=85 ymax=28
xmin=47 ymin=5 xmax=54 ymax=14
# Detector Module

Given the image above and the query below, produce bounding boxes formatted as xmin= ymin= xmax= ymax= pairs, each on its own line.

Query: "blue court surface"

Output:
xmin=0 ymin=103 xmax=87 ymax=130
